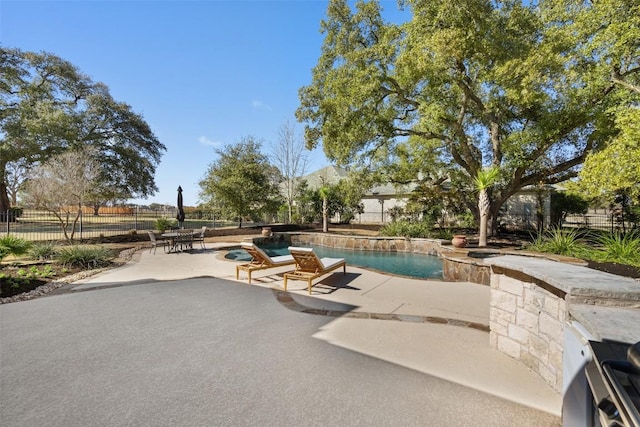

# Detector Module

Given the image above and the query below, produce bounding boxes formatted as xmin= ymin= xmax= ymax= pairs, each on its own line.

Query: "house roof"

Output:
xmin=301 ymin=165 xmax=416 ymax=197
xmin=301 ymin=165 xmax=348 ymax=188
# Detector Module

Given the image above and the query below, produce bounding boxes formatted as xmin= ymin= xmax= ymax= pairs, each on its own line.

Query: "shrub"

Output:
xmin=550 ymin=192 xmax=589 ymax=226
xmin=0 ymin=235 xmax=32 ymax=261
xmin=596 ymin=232 xmax=640 ymax=267
xmin=527 ymin=227 xmax=589 ymax=258
xmin=28 ymin=242 xmax=59 ymax=261
xmin=379 ymin=220 xmax=433 ymax=238
xmin=55 ymin=245 xmax=112 ymax=269
xmin=155 ymin=218 xmax=176 ymax=232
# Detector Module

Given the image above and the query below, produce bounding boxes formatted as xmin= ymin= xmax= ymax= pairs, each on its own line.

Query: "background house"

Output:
xmin=300 ymin=165 xmax=552 ymax=228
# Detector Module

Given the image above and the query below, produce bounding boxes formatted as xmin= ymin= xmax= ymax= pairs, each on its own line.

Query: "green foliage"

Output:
xmin=458 ymin=211 xmax=477 ymax=229
xmin=550 ymin=192 xmax=590 ymax=226
xmin=0 ymin=47 xmax=166 ymax=212
xmin=297 ymin=0 xmax=637 ymax=239
xmin=15 ymin=265 xmax=56 ymax=279
xmin=293 ymin=180 xmax=320 ymax=223
xmin=596 ymin=232 xmax=640 ymax=267
xmin=379 ymin=220 xmax=433 ymax=239
xmin=28 ymin=242 xmax=59 ymax=261
xmin=155 ymin=218 xmax=176 ymax=232
xmin=528 ymin=228 xmax=640 ymax=267
xmin=0 ymin=235 xmax=32 ymax=261
xmin=527 ymin=227 xmax=590 ymax=258
xmin=473 ymin=167 xmax=501 ymax=192
xmin=198 ymin=136 xmax=282 ymax=227
xmin=55 ymin=245 xmax=112 ymax=269
xmin=577 ymin=108 xmax=640 ymax=201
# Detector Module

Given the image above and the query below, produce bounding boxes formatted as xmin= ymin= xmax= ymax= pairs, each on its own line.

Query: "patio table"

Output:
xmin=161 ymin=230 xmax=199 ymax=253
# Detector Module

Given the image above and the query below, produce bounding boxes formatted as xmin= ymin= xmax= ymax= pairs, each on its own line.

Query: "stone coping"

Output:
xmin=484 ymin=255 xmax=640 ymax=303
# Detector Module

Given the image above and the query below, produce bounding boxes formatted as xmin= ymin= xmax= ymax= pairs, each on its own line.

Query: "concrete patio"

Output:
xmin=0 ymin=243 xmax=562 ymax=426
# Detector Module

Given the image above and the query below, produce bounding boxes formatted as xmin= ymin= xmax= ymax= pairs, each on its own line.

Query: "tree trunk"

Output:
xmin=478 ymin=189 xmax=490 ymax=247
xmin=479 ymin=213 xmax=489 ymax=247
xmin=0 ymin=162 xmax=11 ymax=212
xmin=322 ymin=196 xmax=328 ymax=233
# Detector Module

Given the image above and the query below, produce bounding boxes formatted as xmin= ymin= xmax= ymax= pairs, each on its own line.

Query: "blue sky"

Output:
xmin=2 ymin=0 xmax=407 ymax=207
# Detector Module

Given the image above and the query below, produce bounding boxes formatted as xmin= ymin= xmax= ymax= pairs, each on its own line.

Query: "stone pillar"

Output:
xmin=489 ymin=271 xmax=567 ymax=392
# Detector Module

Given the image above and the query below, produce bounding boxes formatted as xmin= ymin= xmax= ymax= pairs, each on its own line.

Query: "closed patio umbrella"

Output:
xmin=176 ymin=186 xmax=185 ymax=228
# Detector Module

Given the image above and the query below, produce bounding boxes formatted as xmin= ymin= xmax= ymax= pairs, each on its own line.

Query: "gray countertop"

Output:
xmin=569 ymin=304 xmax=640 ymax=343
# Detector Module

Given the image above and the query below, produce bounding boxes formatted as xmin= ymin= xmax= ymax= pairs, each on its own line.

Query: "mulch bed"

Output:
xmin=0 ymin=262 xmax=87 ymax=298
xmin=586 ymin=260 xmax=640 ymax=279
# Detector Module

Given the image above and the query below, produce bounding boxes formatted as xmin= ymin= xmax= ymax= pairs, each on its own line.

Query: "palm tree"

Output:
xmin=474 ymin=167 xmax=500 ymax=247
xmin=319 ymin=186 xmax=329 ymax=233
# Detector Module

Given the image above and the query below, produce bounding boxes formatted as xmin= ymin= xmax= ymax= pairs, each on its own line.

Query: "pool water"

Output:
xmin=226 ymin=243 xmax=443 ymax=279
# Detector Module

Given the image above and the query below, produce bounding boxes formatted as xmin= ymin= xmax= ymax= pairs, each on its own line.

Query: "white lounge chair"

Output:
xmin=284 ymin=246 xmax=346 ymax=294
xmin=236 ymin=242 xmax=296 ymax=284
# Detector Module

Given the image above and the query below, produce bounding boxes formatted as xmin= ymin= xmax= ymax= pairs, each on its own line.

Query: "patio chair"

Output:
xmin=175 ymin=229 xmax=194 ymax=252
xmin=236 ymin=242 xmax=296 ymax=284
xmin=193 ymin=226 xmax=207 ymax=249
xmin=284 ymin=247 xmax=346 ymax=294
xmin=147 ymin=231 xmax=168 ymax=254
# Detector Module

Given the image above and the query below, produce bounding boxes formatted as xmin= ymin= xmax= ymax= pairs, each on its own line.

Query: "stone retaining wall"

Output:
xmin=441 ymin=253 xmax=492 ymax=285
xmin=287 ymin=232 xmax=443 ymax=255
xmin=484 ymin=256 xmax=640 ymax=394
xmin=489 ymin=268 xmax=567 ymax=392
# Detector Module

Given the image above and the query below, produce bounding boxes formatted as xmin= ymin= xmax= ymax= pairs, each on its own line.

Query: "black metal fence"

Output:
xmin=2 ymin=208 xmax=636 ymax=242
xmin=562 ymin=211 xmax=637 ymax=233
xmin=0 ymin=209 xmax=235 ymax=242
xmin=499 ymin=211 xmax=637 ymax=233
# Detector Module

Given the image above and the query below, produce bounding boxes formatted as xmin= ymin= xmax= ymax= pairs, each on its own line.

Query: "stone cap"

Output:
xmin=484 ymin=255 xmax=640 ymax=304
xmin=569 ymin=304 xmax=640 ymax=343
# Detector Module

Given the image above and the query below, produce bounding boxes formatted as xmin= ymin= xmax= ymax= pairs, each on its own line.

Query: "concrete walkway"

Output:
xmin=0 ymin=243 xmax=561 ymax=426
xmin=72 ymin=243 xmax=562 ymax=414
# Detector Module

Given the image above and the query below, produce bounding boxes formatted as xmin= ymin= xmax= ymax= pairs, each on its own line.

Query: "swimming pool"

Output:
xmin=225 ymin=243 xmax=443 ymax=279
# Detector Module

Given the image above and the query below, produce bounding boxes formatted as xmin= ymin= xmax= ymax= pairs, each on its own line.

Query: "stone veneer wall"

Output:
xmin=441 ymin=254 xmax=492 ymax=285
xmin=489 ymin=267 xmax=567 ymax=393
xmin=287 ymin=233 xmax=442 ymax=255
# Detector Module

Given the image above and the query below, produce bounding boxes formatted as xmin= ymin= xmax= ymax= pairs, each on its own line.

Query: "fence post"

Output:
xmin=5 ymin=210 xmax=9 ymax=235
xmin=79 ymin=209 xmax=83 ymax=240
xmin=134 ymin=206 xmax=138 ymax=231
xmin=611 ymin=211 xmax=614 ymax=234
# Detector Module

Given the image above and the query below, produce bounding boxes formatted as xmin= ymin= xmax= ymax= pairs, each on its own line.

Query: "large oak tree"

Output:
xmin=0 ymin=48 xmax=166 ymax=212
xmin=552 ymin=0 xmax=640 ymax=203
xmin=297 ymin=0 xmax=637 ymax=235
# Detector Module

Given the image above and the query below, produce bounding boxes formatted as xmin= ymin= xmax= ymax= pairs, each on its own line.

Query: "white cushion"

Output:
xmin=271 ymin=255 xmax=295 ymax=264
xmin=320 ymin=257 xmax=344 ymax=269
xmin=288 ymin=246 xmax=313 ymax=253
